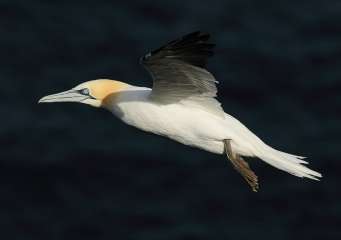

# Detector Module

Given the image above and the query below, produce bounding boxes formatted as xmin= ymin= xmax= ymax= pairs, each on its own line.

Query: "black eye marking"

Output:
xmin=77 ymin=88 xmax=96 ymax=100
xmin=79 ymin=88 xmax=90 ymax=95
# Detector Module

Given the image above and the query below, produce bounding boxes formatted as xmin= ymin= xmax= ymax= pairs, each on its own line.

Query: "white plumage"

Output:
xmin=39 ymin=31 xmax=322 ymax=191
xmin=111 ymin=86 xmax=320 ymax=179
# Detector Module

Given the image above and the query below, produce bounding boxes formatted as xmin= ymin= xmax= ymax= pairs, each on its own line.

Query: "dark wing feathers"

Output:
xmin=141 ymin=31 xmax=215 ymax=68
xmin=140 ymin=31 xmax=223 ymax=117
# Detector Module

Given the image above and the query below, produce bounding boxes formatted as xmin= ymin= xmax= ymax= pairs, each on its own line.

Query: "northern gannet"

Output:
xmin=39 ymin=31 xmax=322 ymax=191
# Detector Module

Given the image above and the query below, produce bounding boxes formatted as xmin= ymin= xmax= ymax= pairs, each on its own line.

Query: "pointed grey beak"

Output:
xmin=38 ymin=89 xmax=87 ymax=104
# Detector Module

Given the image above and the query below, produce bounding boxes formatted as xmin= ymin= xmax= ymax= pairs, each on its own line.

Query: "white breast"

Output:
xmin=108 ymin=87 xmax=230 ymax=154
xmin=105 ymin=88 xmax=322 ymax=181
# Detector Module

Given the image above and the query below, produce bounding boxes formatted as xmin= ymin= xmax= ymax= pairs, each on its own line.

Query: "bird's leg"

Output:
xmin=223 ymin=139 xmax=259 ymax=192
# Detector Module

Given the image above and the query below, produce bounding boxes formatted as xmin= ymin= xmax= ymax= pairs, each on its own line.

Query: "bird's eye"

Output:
xmin=79 ymin=88 xmax=90 ymax=95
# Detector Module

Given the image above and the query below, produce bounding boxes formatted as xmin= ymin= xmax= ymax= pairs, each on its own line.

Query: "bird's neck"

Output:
xmin=101 ymin=85 xmax=152 ymax=111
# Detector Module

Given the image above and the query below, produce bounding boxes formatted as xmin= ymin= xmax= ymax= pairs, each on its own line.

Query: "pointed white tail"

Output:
xmin=256 ymin=145 xmax=322 ymax=180
xmin=222 ymin=113 xmax=322 ymax=180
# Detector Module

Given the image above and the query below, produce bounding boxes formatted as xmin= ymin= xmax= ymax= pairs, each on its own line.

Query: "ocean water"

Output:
xmin=0 ymin=0 xmax=340 ymax=239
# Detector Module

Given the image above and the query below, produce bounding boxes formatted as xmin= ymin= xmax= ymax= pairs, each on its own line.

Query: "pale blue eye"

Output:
xmin=80 ymin=88 xmax=90 ymax=95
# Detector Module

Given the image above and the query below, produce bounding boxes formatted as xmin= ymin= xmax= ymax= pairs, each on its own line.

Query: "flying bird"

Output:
xmin=39 ymin=31 xmax=321 ymax=191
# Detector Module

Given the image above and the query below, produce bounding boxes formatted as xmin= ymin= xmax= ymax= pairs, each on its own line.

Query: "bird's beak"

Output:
xmin=38 ymin=89 xmax=87 ymax=104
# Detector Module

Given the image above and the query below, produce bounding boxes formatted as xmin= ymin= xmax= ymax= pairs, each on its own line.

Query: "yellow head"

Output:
xmin=38 ymin=79 xmax=129 ymax=108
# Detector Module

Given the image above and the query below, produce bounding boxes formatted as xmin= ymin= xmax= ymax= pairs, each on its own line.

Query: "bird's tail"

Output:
xmin=223 ymin=113 xmax=322 ymax=180
xmin=254 ymin=144 xmax=322 ymax=180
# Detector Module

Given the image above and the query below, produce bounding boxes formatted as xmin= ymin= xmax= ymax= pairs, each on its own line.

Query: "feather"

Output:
xmin=141 ymin=31 xmax=223 ymax=117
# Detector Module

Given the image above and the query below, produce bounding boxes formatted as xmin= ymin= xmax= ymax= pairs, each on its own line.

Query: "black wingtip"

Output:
xmin=167 ymin=31 xmax=212 ymax=49
xmin=143 ymin=31 xmax=215 ymax=68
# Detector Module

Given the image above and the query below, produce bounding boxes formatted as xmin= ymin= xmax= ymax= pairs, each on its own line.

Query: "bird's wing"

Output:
xmin=140 ymin=31 xmax=224 ymax=117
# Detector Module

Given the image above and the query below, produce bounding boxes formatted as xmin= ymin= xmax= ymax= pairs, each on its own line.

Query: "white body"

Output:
xmin=112 ymin=87 xmax=253 ymax=155
xmin=109 ymin=86 xmax=321 ymax=180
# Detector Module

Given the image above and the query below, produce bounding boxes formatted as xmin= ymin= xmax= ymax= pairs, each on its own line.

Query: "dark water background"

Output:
xmin=0 ymin=0 xmax=340 ymax=239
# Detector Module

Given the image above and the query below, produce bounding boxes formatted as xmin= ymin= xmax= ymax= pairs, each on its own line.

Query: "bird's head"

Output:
xmin=38 ymin=79 xmax=129 ymax=108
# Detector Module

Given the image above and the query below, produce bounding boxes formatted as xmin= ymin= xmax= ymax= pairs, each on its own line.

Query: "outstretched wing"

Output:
xmin=140 ymin=31 xmax=224 ymax=116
